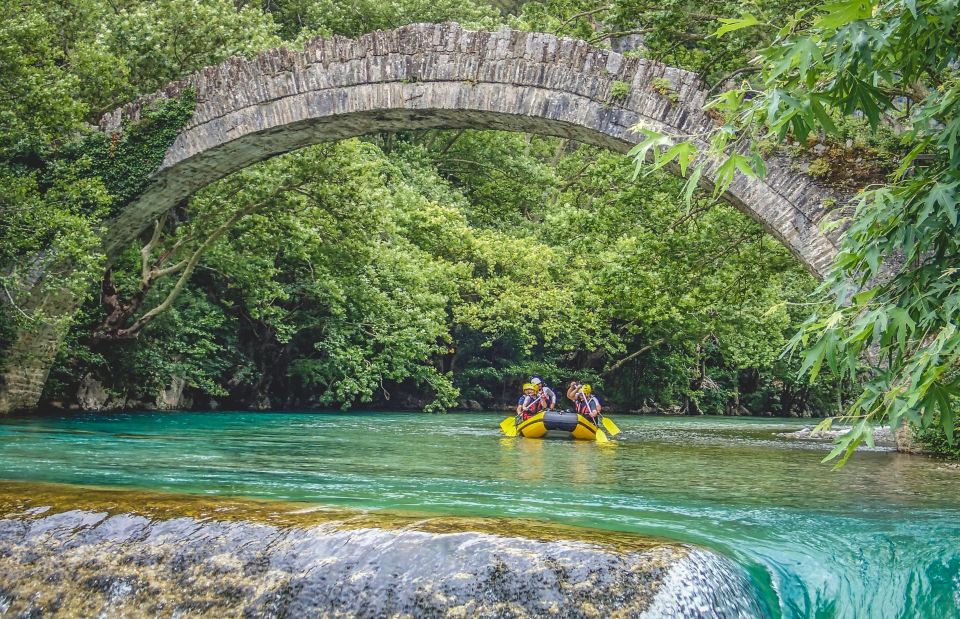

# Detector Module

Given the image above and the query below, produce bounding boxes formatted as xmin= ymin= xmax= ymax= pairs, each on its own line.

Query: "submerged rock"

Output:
xmin=777 ymin=425 xmax=896 ymax=448
xmin=0 ymin=489 xmax=768 ymax=618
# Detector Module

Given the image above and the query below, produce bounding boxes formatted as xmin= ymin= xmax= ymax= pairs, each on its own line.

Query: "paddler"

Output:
xmin=516 ymin=383 xmax=544 ymax=420
xmin=530 ymin=377 xmax=557 ymax=411
xmin=569 ymin=382 xmax=602 ymax=422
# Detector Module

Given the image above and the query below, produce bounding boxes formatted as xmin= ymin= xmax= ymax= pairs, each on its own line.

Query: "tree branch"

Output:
xmin=555 ymin=5 xmax=612 ymax=32
xmin=707 ymin=67 xmax=760 ymax=97
xmin=602 ymin=339 xmax=665 ymax=376
xmin=140 ymin=211 xmax=169 ymax=289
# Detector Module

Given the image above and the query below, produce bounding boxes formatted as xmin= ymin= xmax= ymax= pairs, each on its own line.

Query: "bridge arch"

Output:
xmin=1 ymin=23 xmax=842 ymax=413
xmin=99 ymin=22 xmax=840 ymax=274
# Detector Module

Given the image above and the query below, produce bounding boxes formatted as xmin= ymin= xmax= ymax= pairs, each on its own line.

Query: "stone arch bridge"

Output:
xmin=0 ymin=22 xmax=841 ymax=413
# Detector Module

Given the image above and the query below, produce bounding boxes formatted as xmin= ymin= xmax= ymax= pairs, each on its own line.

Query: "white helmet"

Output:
xmin=531 ymin=377 xmax=542 ymax=386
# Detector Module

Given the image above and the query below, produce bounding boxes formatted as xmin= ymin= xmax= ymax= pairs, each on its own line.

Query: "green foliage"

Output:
xmin=0 ymin=89 xmax=196 ymax=347
xmin=0 ymin=2 xmax=86 ymax=157
xmin=915 ymin=413 xmax=960 ymax=459
xmin=650 ymin=78 xmax=672 ymax=96
xmin=610 ymin=80 xmax=631 ymax=101
xmin=107 ymin=0 xmax=281 ymax=98
xmin=511 ymin=0 xmax=820 ymax=83
xmin=266 ymin=0 xmax=501 ymax=40
xmin=631 ymin=0 xmax=960 ymax=462
xmin=63 ymin=91 xmax=197 ymax=214
xmin=0 ymin=0 xmax=265 ymax=336
xmin=806 ymin=158 xmax=830 ymax=178
xmin=44 ymin=129 xmax=836 ymax=414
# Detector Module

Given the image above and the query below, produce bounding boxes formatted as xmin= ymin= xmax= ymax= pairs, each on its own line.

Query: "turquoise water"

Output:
xmin=1 ymin=411 xmax=958 ymax=617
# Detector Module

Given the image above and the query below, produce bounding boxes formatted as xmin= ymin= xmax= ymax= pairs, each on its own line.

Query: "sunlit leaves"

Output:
xmin=628 ymin=0 xmax=960 ymax=461
xmin=814 ymin=0 xmax=874 ymax=30
xmin=108 ymin=0 xmax=282 ymax=96
xmin=714 ymin=14 xmax=764 ymax=38
xmin=627 ymin=129 xmax=676 ymax=177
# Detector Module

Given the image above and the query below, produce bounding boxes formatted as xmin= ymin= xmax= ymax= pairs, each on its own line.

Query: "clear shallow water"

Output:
xmin=1 ymin=411 xmax=958 ymax=618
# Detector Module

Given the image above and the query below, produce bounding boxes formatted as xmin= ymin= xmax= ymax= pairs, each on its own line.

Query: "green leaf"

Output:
xmin=628 ymin=129 xmax=674 ymax=178
xmin=814 ymin=0 xmax=874 ymax=30
xmin=813 ymin=417 xmax=834 ymax=434
xmin=852 ymin=287 xmax=877 ymax=305
xmin=657 ymin=142 xmax=697 ymax=177
xmin=682 ymin=165 xmax=703 ymax=205
xmin=925 ymin=182 xmax=959 ymax=226
xmin=846 ymin=78 xmax=884 ymax=128
xmin=893 ymin=139 xmax=932 ymax=180
xmin=932 ymin=385 xmax=956 ymax=443
xmin=715 ymin=14 xmax=763 ymax=38
xmin=809 ymin=97 xmax=839 ymax=135
xmin=798 ymin=339 xmax=827 ymax=382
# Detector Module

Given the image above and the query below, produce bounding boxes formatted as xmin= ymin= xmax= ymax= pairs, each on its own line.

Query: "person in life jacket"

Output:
xmin=530 ymin=377 xmax=557 ymax=410
xmin=573 ymin=383 xmax=602 ymax=421
xmin=516 ymin=383 xmax=544 ymax=420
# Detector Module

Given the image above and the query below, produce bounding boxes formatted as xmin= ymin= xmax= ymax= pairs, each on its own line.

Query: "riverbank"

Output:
xmin=44 ymin=374 xmax=838 ymax=420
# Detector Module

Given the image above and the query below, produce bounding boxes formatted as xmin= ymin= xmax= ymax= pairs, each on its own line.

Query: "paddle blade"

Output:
xmin=500 ymin=416 xmax=518 ymax=436
xmin=595 ymin=428 xmax=609 ymax=443
xmin=601 ymin=417 xmax=621 ymax=436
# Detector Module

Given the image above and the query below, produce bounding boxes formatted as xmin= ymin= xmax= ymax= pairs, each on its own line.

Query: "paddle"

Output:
xmin=499 ymin=416 xmax=518 ymax=436
xmin=578 ymin=391 xmax=611 ymax=442
xmin=599 ymin=415 xmax=621 ymax=436
xmin=499 ymin=396 xmax=540 ymax=436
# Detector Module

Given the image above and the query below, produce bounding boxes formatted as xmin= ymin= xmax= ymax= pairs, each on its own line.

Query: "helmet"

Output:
xmin=581 ymin=384 xmax=592 ymax=396
xmin=522 ymin=383 xmax=535 ymax=392
xmin=531 ymin=377 xmax=542 ymax=385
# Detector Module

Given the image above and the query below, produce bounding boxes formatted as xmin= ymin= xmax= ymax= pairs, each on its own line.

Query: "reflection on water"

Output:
xmin=0 ymin=411 xmax=959 ymax=618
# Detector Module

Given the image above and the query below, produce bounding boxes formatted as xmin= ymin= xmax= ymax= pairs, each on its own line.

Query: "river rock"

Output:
xmin=778 ymin=425 xmax=896 ymax=448
xmin=155 ymin=375 xmax=192 ymax=410
xmin=250 ymin=392 xmax=272 ymax=411
xmin=0 ymin=504 xmax=767 ymax=618
xmin=894 ymin=421 xmax=930 ymax=455
xmin=77 ymin=374 xmax=124 ymax=412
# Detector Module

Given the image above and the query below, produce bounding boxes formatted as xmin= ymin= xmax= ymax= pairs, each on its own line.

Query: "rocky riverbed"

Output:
xmin=776 ymin=425 xmax=897 ymax=448
xmin=0 ymin=483 xmax=766 ymax=618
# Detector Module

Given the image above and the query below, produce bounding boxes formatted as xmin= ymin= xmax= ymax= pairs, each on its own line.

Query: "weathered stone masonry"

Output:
xmin=0 ymin=23 xmax=843 ymax=413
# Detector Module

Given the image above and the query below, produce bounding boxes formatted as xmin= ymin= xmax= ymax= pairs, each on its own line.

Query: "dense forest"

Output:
xmin=2 ymin=1 xmax=957 ymax=446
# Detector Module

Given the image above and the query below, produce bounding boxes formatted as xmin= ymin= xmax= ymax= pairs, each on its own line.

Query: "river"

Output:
xmin=0 ymin=411 xmax=958 ymax=617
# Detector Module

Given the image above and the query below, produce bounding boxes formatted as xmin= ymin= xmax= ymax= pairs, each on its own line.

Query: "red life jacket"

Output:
xmin=518 ymin=394 xmax=545 ymax=419
xmin=576 ymin=394 xmax=598 ymax=417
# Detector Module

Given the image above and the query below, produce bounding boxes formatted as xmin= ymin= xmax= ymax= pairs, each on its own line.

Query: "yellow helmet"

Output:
xmin=581 ymin=384 xmax=592 ymax=396
xmin=522 ymin=383 xmax=535 ymax=392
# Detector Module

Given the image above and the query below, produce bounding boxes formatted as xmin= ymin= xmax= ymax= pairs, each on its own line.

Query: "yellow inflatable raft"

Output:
xmin=513 ymin=410 xmax=603 ymax=440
